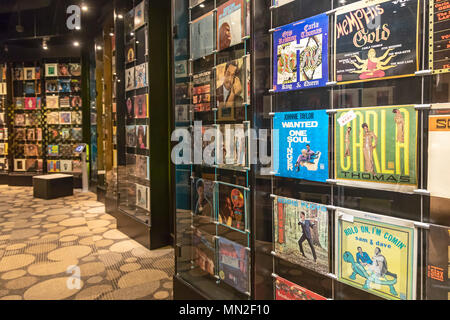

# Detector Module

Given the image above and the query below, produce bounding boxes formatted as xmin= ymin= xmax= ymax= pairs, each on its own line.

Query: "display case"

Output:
xmin=173 ymin=0 xmax=450 ymax=300
xmin=0 ymin=63 xmax=10 ymax=181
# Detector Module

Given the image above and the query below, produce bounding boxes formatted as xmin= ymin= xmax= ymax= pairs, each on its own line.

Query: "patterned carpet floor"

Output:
xmin=0 ymin=186 xmax=174 ymax=300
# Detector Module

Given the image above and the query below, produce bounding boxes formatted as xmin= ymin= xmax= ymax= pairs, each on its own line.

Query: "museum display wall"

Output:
xmin=173 ymin=0 xmax=450 ymax=300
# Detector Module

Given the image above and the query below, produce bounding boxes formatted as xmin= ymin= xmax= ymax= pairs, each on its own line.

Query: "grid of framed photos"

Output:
xmin=44 ymin=59 xmax=83 ymax=174
xmin=11 ymin=61 xmax=44 ymax=173
xmin=262 ymin=0 xmax=450 ymax=301
xmin=120 ymin=0 xmax=151 ymax=224
xmin=174 ymin=0 xmax=253 ymax=299
xmin=0 ymin=64 xmax=8 ymax=172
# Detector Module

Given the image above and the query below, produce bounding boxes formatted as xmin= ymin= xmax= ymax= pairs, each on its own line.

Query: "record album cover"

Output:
xmin=125 ymin=67 xmax=135 ymax=91
xmin=335 ymin=105 xmax=418 ymax=192
xmin=193 ymin=71 xmax=212 ymax=113
xmin=59 ymin=97 xmax=70 ymax=108
xmin=192 ymin=177 xmax=214 ymax=219
xmin=134 ymin=94 xmax=148 ymax=119
xmin=273 ymin=196 xmax=329 ymax=275
xmin=135 ymin=125 xmax=148 ymax=150
xmin=134 ymin=1 xmax=146 ymax=30
xmin=47 ymin=160 xmax=60 ymax=173
xmin=273 ymin=109 xmax=329 ymax=182
xmin=273 ymin=13 xmax=329 ymax=92
xmin=46 ymin=96 xmax=59 ymax=109
xmin=336 ymin=207 xmax=417 ymax=300
xmin=45 ymin=64 xmax=58 ymax=77
xmin=334 ymin=0 xmax=419 ymax=84
xmin=46 ymin=80 xmax=58 ymax=93
xmin=126 ymin=97 xmax=134 ymax=121
xmin=426 ymin=224 xmax=450 ymax=300
xmin=58 ymin=79 xmax=71 ymax=93
xmin=59 ymin=112 xmax=71 ymax=125
xmin=126 ymin=125 xmax=136 ymax=147
xmin=47 ymin=112 xmax=60 ymax=125
xmin=24 ymin=81 xmax=35 ymax=95
xmin=24 ymin=144 xmax=40 ymax=157
xmin=216 ymin=58 xmax=244 ymax=121
xmin=135 ymin=63 xmax=147 ymax=89
xmin=14 ymin=114 xmax=25 ymax=126
xmin=126 ymin=41 xmax=136 ymax=63
xmin=191 ymin=12 xmax=214 ymax=60
xmin=70 ymin=96 xmax=82 ymax=108
xmin=69 ymin=63 xmax=81 ymax=77
xmin=217 ymin=0 xmax=244 ymax=51
xmin=218 ymin=183 xmax=246 ymax=231
xmin=47 ymin=145 xmax=59 ymax=156
xmin=193 ymin=228 xmax=216 ymax=276
xmin=60 ymin=160 xmax=73 ymax=173
xmin=58 ymin=64 xmax=70 ymax=76
xmin=275 ymin=276 xmax=327 ymax=300
xmin=24 ymin=97 xmax=37 ymax=110
xmin=71 ymin=111 xmax=82 ymax=125
xmin=136 ymin=183 xmax=150 ymax=211
xmin=218 ymin=237 xmax=249 ymax=294
xmin=217 ymin=123 xmax=248 ymax=170
xmin=135 ymin=155 xmax=149 ymax=180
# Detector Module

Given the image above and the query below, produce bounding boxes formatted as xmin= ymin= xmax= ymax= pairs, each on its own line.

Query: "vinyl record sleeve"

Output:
xmin=218 ymin=237 xmax=249 ymax=294
xmin=273 ymin=196 xmax=329 ymax=275
xmin=275 ymin=276 xmax=327 ymax=300
xmin=334 ymin=0 xmax=419 ymax=84
xmin=334 ymin=105 xmax=418 ymax=193
xmin=335 ymin=207 xmax=417 ymax=300
xmin=191 ymin=12 xmax=214 ymax=60
xmin=217 ymin=0 xmax=244 ymax=52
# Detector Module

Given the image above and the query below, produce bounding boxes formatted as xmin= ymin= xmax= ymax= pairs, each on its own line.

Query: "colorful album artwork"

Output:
xmin=24 ymin=97 xmax=37 ymax=110
xmin=135 ymin=125 xmax=148 ymax=150
xmin=336 ymin=207 xmax=417 ymax=300
xmin=192 ymin=177 xmax=214 ymax=219
xmin=70 ymin=96 xmax=82 ymax=108
xmin=275 ymin=276 xmax=327 ymax=300
xmin=0 ymin=113 xmax=5 ymax=126
xmin=46 ymin=80 xmax=58 ymax=93
xmin=216 ymin=58 xmax=244 ymax=121
xmin=69 ymin=63 xmax=81 ymax=77
xmin=193 ymin=71 xmax=212 ymax=113
xmin=58 ymin=79 xmax=71 ymax=93
xmin=428 ymin=104 xmax=450 ymax=226
xmin=429 ymin=0 xmax=450 ymax=73
xmin=191 ymin=12 xmax=214 ymax=60
xmin=135 ymin=155 xmax=149 ymax=180
xmin=24 ymin=67 xmax=35 ymax=80
xmin=217 ymin=0 xmax=244 ymax=52
xmin=273 ymin=13 xmax=329 ymax=92
xmin=47 ymin=160 xmax=60 ymax=173
xmin=126 ymin=41 xmax=136 ymax=63
xmin=426 ymin=224 xmax=450 ymax=300
xmin=72 ymin=160 xmax=82 ymax=173
xmin=125 ymin=67 xmax=135 ymax=91
xmin=273 ymin=110 xmax=329 ymax=182
xmin=15 ymin=98 xmax=24 ymax=109
xmin=217 ymin=123 xmax=248 ymax=170
xmin=334 ymin=0 xmax=419 ymax=84
xmin=59 ymin=97 xmax=70 ymax=108
xmin=218 ymin=237 xmax=249 ymax=294
xmin=126 ymin=125 xmax=136 ymax=148
xmin=47 ymin=145 xmax=59 ymax=157
xmin=47 ymin=112 xmax=60 ymax=125
xmin=217 ymin=182 xmax=247 ymax=231
xmin=135 ymin=63 xmax=147 ymax=89
xmin=273 ymin=196 xmax=329 ymax=275
xmin=71 ymin=111 xmax=82 ymax=125
xmin=72 ymin=128 xmax=82 ymax=141
xmin=58 ymin=64 xmax=70 ymax=76
xmin=334 ymin=105 xmax=418 ymax=192
xmin=193 ymin=228 xmax=216 ymax=276
xmin=134 ymin=1 xmax=146 ymax=30
xmin=136 ymin=183 xmax=150 ymax=211
xmin=126 ymin=97 xmax=134 ymax=121
xmin=71 ymin=79 xmax=81 ymax=93
xmin=125 ymin=8 xmax=135 ymax=36
xmin=24 ymin=81 xmax=35 ymax=95
xmin=134 ymin=94 xmax=148 ymax=119
xmin=24 ymin=144 xmax=40 ymax=157
xmin=59 ymin=112 xmax=72 ymax=125
xmin=45 ymin=64 xmax=58 ymax=77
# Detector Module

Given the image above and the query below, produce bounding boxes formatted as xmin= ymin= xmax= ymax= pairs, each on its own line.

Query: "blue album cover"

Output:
xmin=273 ymin=109 xmax=329 ymax=182
xmin=272 ymin=13 xmax=328 ymax=92
xmin=218 ymin=237 xmax=249 ymax=294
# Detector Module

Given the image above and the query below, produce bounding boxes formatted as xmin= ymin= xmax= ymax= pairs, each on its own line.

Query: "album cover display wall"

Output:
xmin=174 ymin=0 xmax=252 ymax=300
xmin=0 ymin=64 xmax=8 ymax=172
xmin=173 ymin=0 xmax=450 ymax=300
xmin=44 ymin=59 xmax=83 ymax=174
xmin=120 ymin=0 xmax=151 ymax=225
xmin=11 ymin=61 xmax=44 ymax=173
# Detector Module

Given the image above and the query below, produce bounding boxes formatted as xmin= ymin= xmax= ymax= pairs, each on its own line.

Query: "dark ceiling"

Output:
xmin=0 ymin=0 xmax=112 ymax=51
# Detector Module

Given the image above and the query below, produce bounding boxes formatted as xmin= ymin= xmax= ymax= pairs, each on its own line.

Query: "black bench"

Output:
xmin=33 ymin=174 xmax=74 ymax=200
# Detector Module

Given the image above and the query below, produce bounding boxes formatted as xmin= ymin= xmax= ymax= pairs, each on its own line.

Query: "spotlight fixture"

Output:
xmin=109 ymin=28 xmax=114 ymax=37
xmin=117 ymin=14 xmax=123 ymax=19
xmin=130 ymin=32 xmax=134 ymax=36
xmin=81 ymin=4 xmax=88 ymax=12
xmin=96 ymin=45 xmax=102 ymax=50
xmin=42 ymin=40 xmax=48 ymax=50
xmin=73 ymin=41 xmax=80 ymax=47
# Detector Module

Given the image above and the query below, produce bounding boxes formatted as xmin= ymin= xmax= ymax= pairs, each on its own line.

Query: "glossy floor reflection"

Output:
xmin=0 ymin=186 xmax=174 ymax=300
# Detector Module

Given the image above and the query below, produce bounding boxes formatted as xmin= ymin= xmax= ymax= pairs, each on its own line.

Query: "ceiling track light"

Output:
xmin=81 ymin=3 xmax=88 ymax=12
xmin=73 ymin=41 xmax=80 ymax=47
xmin=109 ymin=28 xmax=114 ymax=37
